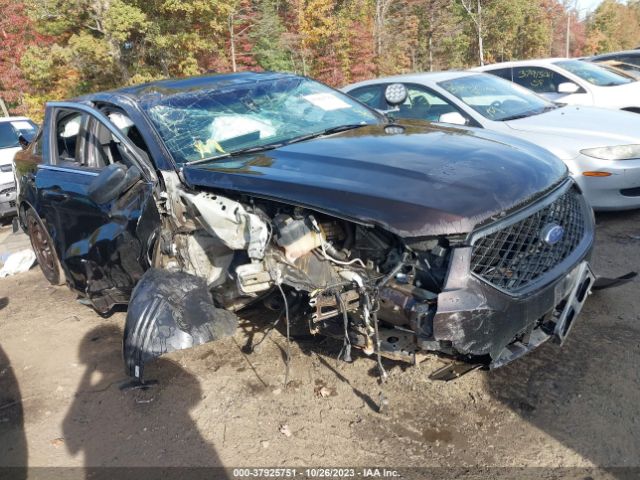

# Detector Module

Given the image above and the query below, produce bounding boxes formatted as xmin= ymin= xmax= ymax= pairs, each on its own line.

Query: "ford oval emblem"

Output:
xmin=541 ymin=224 xmax=564 ymax=246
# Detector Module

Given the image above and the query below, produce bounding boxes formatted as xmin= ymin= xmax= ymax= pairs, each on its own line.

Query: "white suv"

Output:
xmin=0 ymin=117 xmax=37 ymax=219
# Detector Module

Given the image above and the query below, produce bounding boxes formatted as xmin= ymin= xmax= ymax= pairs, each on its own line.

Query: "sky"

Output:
xmin=576 ymin=0 xmax=604 ymax=13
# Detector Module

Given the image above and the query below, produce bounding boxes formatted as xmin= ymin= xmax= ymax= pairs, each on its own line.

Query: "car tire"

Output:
xmin=25 ymin=209 xmax=65 ymax=286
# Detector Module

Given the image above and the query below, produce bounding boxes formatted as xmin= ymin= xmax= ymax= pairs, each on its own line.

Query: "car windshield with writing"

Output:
xmin=439 ymin=74 xmax=556 ymax=121
xmin=555 ymin=60 xmax=634 ymax=87
xmin=0 ymin=120 xmax=37 ymax=149
xmin=140 ymin=76 xmax=382 ymax=165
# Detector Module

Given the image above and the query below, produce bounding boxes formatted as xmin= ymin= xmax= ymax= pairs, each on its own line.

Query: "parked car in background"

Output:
xmin=14 ymin=72 xmax=595 ymax=382
xmin=0 ymin=117 xmax=37 ymax=219
xmin=588 ymin=49 xmax=640 ymax=70
xmin=587 ymin=58 xmax=640 ymax=80
xmin=344 ymin=71 xmax=640 ymax=210
xmin=475 ymin=58 xmax=640 ymax=113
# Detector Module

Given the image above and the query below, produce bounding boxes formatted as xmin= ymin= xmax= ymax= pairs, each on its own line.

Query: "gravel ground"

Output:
xmin=0 ymin=211 xmax=638 ymax=478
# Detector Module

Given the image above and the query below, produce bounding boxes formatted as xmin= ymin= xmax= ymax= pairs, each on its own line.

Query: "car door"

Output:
xmin=509 ymin=66 xmax=592 ymax=105
xmin=35 ymin=102 xmax=159 ymax=312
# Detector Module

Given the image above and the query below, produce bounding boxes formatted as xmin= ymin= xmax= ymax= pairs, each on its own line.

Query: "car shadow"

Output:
xmin=62 ymin=324 xmax=229 ymax=479
xmin=0 ymin=296 xmax=28 ymax=479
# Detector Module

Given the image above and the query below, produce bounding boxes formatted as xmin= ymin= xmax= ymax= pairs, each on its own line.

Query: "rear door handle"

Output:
xmin=42 ymin=190 xmax=69 ymax=202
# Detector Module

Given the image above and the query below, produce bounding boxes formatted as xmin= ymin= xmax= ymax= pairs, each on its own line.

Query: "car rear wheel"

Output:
xmin=25 ymin=209 xmax=65 ymax=286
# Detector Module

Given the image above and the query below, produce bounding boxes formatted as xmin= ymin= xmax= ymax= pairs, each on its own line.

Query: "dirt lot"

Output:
xmin=0 ymin=211 xmax=639 ymax=478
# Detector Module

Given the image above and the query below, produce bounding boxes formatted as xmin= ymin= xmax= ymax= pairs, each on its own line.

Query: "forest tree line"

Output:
xmin=1 ymin=0 xmax=640 ymax=119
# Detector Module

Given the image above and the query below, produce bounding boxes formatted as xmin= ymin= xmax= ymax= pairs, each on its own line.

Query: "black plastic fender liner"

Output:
xmin=592 ymin=272 xmax=637 ymax=291
xmin=123 ymin=268 xmax=238 ymax=381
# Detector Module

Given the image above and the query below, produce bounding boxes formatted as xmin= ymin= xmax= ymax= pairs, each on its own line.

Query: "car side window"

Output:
xmin=349 ymin=85 xmax=385 ymax=110
xmin=511 ymin=67 xmax=571 ymax=94
xmin=55 ymin=111 xmax=86 ymax=165
xmin=486 ymin=68 xmax=513 ymax=82
xmin=54 ymin=109 xmax=134 ymax=170
xmin=400 ymin=84 xmax=461 ymax=122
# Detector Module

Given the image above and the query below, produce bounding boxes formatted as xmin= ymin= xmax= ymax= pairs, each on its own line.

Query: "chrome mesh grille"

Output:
xmin=471 ymin=188 xmax=586 ymax=293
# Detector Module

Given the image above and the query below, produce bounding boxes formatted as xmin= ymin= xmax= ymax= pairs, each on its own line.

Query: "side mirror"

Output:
xmin=88 ymin=163 xmax=141 ymax=204
xmin=438 ymin=112 xmax=468 ymax=126
xmin=18 ymin=135 xmax=30 ymax=150
xmin=557 ymin=82 xmax=580 ymax=94
xmin=384 ymin=83 xmax=408 ymax=106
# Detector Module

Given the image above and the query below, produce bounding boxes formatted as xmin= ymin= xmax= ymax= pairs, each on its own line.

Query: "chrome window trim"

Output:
xmin=38 ymin=165 xmax=100 ymax=177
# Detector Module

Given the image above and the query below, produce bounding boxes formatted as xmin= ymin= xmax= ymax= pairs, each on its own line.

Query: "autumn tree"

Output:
xmin=585 ymin=0 xmax=640 ymax=54
xmin=0 ymin=0 xmax=52 ymax=115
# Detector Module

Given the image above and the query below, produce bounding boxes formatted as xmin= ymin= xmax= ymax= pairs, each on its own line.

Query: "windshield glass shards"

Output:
xmin=141 ymin=76 xmax=381 ymax=164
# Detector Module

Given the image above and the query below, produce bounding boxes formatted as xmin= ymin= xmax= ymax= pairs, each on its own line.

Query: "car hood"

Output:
xmin=0 ymin=147 xmax=19 ymax=186
xmin=506 ymin=106 xmax=640 ymax=146
xmin=0 ymin=146 xmax=19 ymax=164
xmin=182 ymin=123 xmax=567 ymax=238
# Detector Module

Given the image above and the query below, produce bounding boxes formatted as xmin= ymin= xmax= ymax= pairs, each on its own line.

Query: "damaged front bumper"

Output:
xmin=424 ymin=254 xmax=595 ymax=370
xmin=427 ymin=242 xmax=594 ymax=369
xmin=423 ymin=180 xmax=596 ymax=369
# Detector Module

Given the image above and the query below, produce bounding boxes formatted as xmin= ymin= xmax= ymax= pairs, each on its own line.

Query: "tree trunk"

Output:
xmin=229 ymin=14 xmax=237 ymax=73
xmin=0 ymin=98 xmax=8 ymax=117
xmin=477 ymin=0 xmax=484 ymax=66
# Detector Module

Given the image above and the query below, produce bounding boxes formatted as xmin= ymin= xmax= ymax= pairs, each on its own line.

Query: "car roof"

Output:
xmin=475 ymin=58 xmax=571 ymax=70
xmin=343 ymin=70 xmax=479 ymax=90
xmin=107 ymin=71 xmax=299 ymax=102
xmin=590 ymin=50 xmax=640 ymax=59
xmin=0 ymin=116 xmax=32 ymax=123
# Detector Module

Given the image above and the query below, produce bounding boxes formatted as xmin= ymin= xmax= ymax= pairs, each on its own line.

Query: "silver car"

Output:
xmin=343 ymin=71 xmax=640 ymax=210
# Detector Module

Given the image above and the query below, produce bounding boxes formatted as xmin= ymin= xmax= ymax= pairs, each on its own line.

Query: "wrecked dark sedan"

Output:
xmin=14 ymin=72 xmax=595 ymax=382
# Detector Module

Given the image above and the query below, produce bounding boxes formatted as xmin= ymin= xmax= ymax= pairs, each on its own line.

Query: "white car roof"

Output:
xmin=0 ymin=116 xmax=32 ymax=123
xmin=343 ymin=70 xmax=481 ymax=90
xmin=474 ymin=58 xmax=573 ymax=71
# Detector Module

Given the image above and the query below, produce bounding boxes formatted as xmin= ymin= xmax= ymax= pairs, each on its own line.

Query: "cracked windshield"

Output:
xmin=142 ymin=76 xmax=380 ymax=164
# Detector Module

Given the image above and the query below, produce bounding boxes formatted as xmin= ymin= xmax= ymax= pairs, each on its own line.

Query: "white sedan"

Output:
xmin=343 ymin=71 xmax=640 ymax=210
xmin=474 ymin=58 xmax=640 ymax=113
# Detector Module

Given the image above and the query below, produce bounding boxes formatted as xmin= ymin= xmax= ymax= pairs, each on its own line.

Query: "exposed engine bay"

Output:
xmin=124 ymin=171 xmax=453 ymax=382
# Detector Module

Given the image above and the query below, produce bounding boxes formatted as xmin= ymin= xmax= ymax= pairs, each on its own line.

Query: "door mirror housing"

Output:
xmin=557 ymin=82 xmax=580 ymax=94
xmin=384 ymin=83 xmax=408 ymax=106
xmin=438 ymin=112 xmax=468 ymax=126
xmin=88 ymin=163 xmax=141 ymax=204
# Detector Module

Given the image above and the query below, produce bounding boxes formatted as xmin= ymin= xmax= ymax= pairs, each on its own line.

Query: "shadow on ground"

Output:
xmin=0 ymin=297 xmax=28 ymax=479
xmin=61 ymin=324 xmax=229 ymax=479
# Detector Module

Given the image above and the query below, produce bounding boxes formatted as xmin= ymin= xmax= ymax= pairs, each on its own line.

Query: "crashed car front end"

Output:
xmin=124 ymin=169 xmax=594 ymax=381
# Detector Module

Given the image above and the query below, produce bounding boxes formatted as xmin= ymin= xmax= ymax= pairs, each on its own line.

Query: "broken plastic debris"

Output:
xmin=0 ymin=249 xmax=36 ymax=277
xmin=279 ymin=424 xmax=292 ymax=437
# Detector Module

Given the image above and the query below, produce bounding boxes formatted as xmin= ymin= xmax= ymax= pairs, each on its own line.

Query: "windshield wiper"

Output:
xmin=499 ymin=112 xmax=533 ymax=121
xmin=500 ymin=105 xmax=557 ymax=122
xmin=285 ymin=124 xmax=368 ymax=146
xmin=186 ymin=143 xmax=282 ymax=165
